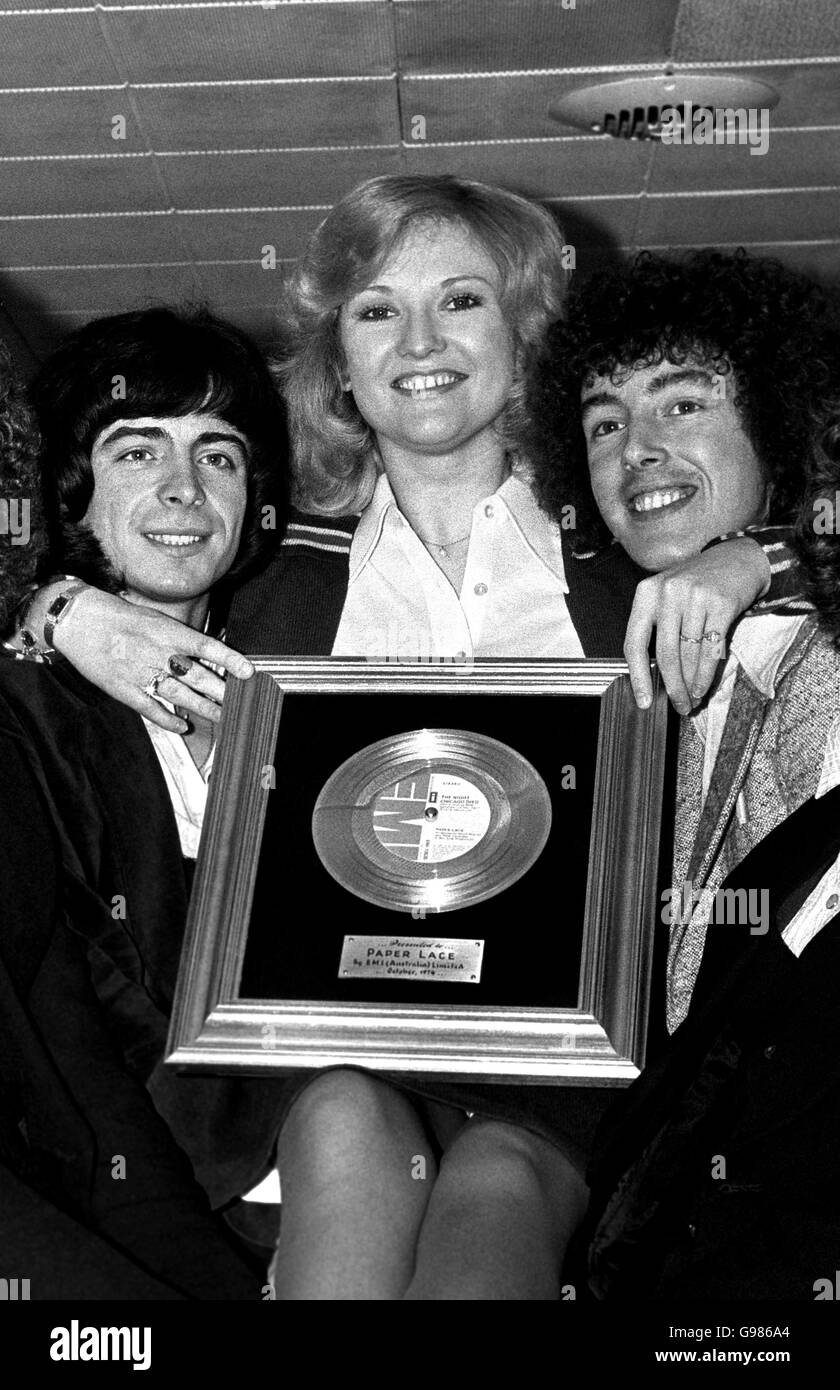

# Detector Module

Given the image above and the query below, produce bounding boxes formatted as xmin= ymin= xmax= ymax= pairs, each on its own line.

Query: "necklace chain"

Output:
xmin=414 ymin=528 xmax=471 ymax=557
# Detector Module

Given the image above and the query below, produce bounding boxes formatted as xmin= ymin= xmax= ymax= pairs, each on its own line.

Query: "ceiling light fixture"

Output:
xmin=549 ymin=72 xmax=780 ymax=140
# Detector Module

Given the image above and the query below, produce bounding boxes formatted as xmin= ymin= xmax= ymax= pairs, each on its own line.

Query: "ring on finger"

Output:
xmin=679 ymin=632 xmax=704 ymax=645
xmin=142 ymin=667 xmax=169 ymax=698
xmin=703 ymin=628 xmax=723 ymax=644
xmin=168 ymin=654 xmax=192 ymax=678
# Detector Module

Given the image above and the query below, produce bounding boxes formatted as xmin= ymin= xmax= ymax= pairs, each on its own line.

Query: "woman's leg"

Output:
xmin=403 ymin=1118 xmax=589 ymax=1300
xmin=270 ymin=1069 xmax=440 ymax=1300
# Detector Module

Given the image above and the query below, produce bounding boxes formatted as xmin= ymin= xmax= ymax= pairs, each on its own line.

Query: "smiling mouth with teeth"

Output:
xmin=629 ymin=486 xmax=696 ymax=514
xmin=392 ymin=371 xmax=466 ymax=395
xmin=144 ymin=532 xmax=208 ymax=547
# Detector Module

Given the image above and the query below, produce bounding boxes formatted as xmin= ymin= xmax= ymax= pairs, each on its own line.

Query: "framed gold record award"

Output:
xmin=167 ymin=659 xmax=670 ymax=1086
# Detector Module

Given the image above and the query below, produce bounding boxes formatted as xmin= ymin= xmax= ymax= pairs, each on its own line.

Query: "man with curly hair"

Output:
xmin=535 ymin=251 xmax=840 ymax=1300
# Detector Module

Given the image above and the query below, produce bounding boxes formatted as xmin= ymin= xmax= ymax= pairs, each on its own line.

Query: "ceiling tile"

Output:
xmin=637 ymin=187 xmax=840 ymax=244
xmin=0 ymin=10 xmax=118 ymax=87
xmin=0 ymin=213 xmax=184 ymax=268
xmin=175 ymin=209 xmax=325 ymax=261
xmin=400 ymin=73 xmax=579 ymax=142
xmin=0 ymin=90 xmax=149 ymax=159
xmin=396 ymin=0 xmax=681 ymax=74
xmin=674 ymin=0 xmax=840 ymax=61
xmin=104 ymin=2 xmax=393 ymax=83
xmin=0 ymin=262 xmax=204 ymax=313
xmin=162 ymin=146 xmax=402 ymax=209
xmin=648 ymin=129 xmax=840 ymax=193
xmin=0 ymin=156 xmax=169 ymax=217
xmin=134 ymin=78 xmax=398 ymax=150
xmin=761 ymin=61 xmax=840 ymax=123
xmin=193 ymin=260 xmax=288 ymax=307
xmin=401 ymin=137 xmax=653 ymax=198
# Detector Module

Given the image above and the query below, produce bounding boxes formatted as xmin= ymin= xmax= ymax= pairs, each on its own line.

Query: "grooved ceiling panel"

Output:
xmin=163 ymin=146 xmax=404 ymax=208
xmin=0 ymin=0 xmax=838 ymax=366
xmin=674 ymin=0 xmax=840 ymax=60
xmin=0 ymin=11 xmax=116 ymax=87
xmin=132 ymin=79 xmax=399 ymax=150
xmin=1 ymin=156 xmax=169 ymax=218
xmin=107 ymin=3 xmax=395 ymax=83
xmin=395 ymin=0 xmax=682 ymax=73
xmin=0 ymin=91 xmax=148 ymax=157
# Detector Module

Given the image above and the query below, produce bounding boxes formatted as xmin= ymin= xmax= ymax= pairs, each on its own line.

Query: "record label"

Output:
xmin=372 ymin=772 xmax=491 ymax=864
xmin=311 ymin=728 xmax=552 ymax=915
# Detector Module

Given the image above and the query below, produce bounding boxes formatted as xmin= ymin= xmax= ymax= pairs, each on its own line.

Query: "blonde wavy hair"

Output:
xmin=278 ymin=174 xmax=570 ymax=514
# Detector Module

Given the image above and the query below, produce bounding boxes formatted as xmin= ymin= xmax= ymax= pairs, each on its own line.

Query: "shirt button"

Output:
xmin=763 ymin=1044 xmax=777 ymax=1059
xmin=473 ymin=582 xmax=488 ymax=597
xmin=484 ymin=504 xmax=494 ymax=518
xmin=826 ymin=894 xmax=839 ymax=911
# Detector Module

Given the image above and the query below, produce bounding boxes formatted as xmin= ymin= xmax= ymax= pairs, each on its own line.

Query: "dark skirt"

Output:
xmin=149 ymin=1060 xmax=615 ymax=1210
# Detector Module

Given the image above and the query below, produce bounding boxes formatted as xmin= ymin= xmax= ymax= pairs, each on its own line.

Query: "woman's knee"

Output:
xmin=440 ymin=1119 xmax=588 ymax=1220
xmin=279 ymin=1069 xmax=427 ymax=1169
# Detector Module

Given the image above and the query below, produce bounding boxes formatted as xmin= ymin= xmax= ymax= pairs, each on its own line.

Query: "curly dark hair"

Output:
xmin=793 ymin=405 xmax=840 ymax=646
xmin=30 ymin=306 xmax=289 ymax=597
xmin=529 ymin=249 xmax=840 ymax=556
xmin=0 ymin=334 xmax=48 ymax=634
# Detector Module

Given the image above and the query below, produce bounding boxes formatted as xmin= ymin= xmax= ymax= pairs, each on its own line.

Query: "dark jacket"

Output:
xmin=0 ymin=656 xmax=188 ymax=1081
xmin=0 ymin=676 xmax=262 ymax=1299
xmin=585 ymin=784 xmax=840 ymax=1300
xmin=0 ymin=656 xmax=302 ymax=1215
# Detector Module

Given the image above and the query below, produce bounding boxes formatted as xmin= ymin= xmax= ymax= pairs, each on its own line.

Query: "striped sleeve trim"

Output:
xmin=752 ymin=595 xmax=814 ymax=614
xmin=281 ymin=520 xmax=354 ymax=556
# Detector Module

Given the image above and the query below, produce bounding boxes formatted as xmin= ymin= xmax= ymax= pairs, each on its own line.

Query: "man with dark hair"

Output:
xmin=29 ymin=305 xmax=287 ymax=601
xmin=0 ymin=323 xmax=266 ymax=1298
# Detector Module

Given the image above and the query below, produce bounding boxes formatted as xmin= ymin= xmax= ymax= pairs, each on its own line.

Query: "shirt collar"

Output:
xmin=347 ymin=470 xmax=568 ymax=591
xmin=496 ymin=474 xmax=568 ymax=590
xmin=721 ymin=614 xmax=839 ymax=798
xmin=727 ymin=612 xmax=810 ymax=699
xmin=347 ymin=471 xmax=398 ymax=584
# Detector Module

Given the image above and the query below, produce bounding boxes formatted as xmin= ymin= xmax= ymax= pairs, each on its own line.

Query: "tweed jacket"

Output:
xmin=667 ymin=615 xmax=840 ymax=1028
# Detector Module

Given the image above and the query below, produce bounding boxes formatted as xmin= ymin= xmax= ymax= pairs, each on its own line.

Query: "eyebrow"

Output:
xmin=355 ymin=274 xmax=496 ymax=295
xmin=580 ymin=368 xmax=720 ymax=416
xmin=98 ymin=424 xmax=248 ymax=452
xmin=646 ymin=367 xmax=720 ymax=393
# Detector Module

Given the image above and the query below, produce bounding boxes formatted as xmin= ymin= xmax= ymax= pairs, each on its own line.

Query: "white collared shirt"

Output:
xmin=332 ymin=472 xmax=584 ymax=661
xmin=689 ymin=614 xmax=840 ymax=957
xmin=143 ymin=718 xmax=215 ymax=859
xmin=692 ymin=614 xmax=810 ymax=805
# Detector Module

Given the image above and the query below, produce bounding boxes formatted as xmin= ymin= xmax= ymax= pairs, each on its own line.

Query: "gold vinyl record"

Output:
xmin=311 ymin=729 xmax=552 ymax=914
